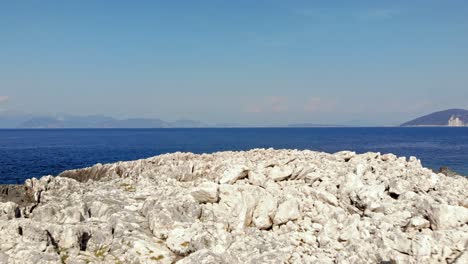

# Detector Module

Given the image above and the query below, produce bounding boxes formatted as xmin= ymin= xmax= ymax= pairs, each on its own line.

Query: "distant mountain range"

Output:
xmin=287 ymin=123 xmax=345 ymax=127
xmin=401 ymin=109 xmax=468 ymax=127
xmin=2 ymin=109 xmax=467 ymax=128
xmin=0 ymin=113 xmax=211 ymax=128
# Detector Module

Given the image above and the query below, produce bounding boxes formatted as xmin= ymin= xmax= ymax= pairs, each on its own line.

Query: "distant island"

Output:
xmin=0 ymin=114 xmax=208 ymax=128
xmin=288 ymin=123 xmax=345 ymax=128
xmin=401 ymin=109 xmax=468 ymax=127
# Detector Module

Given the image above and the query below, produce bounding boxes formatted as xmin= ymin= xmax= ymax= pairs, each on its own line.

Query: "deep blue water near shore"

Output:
xmin=1 ymin=127 xmax=467 ymax=184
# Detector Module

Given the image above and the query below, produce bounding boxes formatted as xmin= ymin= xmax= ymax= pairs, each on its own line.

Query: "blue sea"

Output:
xmin=1 ymin=128 xmax=467 ymax=184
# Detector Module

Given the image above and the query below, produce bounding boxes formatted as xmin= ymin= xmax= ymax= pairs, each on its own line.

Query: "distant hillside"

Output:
xmin=0 ymin=111 xmax=33 ymax=128
xmin=12 ymin=115 xmax=209 ymax=128
xmin=288 ymin=123 xmax=345 ymax=127
xmin=401 ymin=109 xmax=468 ymax=127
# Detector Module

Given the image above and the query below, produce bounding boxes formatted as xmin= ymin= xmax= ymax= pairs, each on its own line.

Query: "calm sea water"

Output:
xmin=1 ymin=128 xmax=467 ymax=184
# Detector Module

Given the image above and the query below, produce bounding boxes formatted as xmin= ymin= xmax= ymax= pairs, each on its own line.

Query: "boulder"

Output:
xmin=219 ymin=165 xmax=248 ymax=184
xmin=426 ymin=204 xmax=468 ymax=230
xmin=252 ymin=192 xmax=277 ymax=229
xmin=268 ymin=166 xmax=293 ymax=181
xmin=273 ymin=199 xmax=300 ymax=225
xmin=191 ymin=182 xmax=219 ymax=203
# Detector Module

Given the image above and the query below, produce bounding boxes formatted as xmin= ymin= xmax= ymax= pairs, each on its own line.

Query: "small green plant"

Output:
xmin=120 ymin=183 xmax=136 ymax=192
xmin=60 ymin=253 xmax=69 ymax=264
xmin=180 ymin=241 xmax=190 ymax=247
xmin=150 ymin=255 xmax=165 ymax=261
xmin=94 ymin=246 xmax=108 ymax=259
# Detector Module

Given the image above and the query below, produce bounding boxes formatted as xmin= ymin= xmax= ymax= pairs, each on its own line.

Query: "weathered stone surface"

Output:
xmin=426 ymin=204 xmax=468 ymax=230
xmin=389 ymin=179 xmax=412 ymax=196
xmin=166 ymin=227 xmax=196 ymax=255
xmin=0 ymin=202 xmax=20 ymax=220
xmin=0 ymin=185 xmax=35 ymax=206
xmin=0 ymin=149 xmax=467 ymax=263
xmin=273 ymin=199 xmax=300 ymax=225
xmin=247 ymin=170 xmax=267 ymax=186
xmin=219 ymin=165 xmax=248 ymax=184
xmin=252 ymin=192 xmax=277 ymax=229
xmin=191 ymin=182 xmax=219 ymax=203
xmin=177 ymin=249 xmax=227 ymax=264
xmin=407 ymin=216 xmax=430 ymax=230
xmin=268 ymin=166 xmax=293 ymax=181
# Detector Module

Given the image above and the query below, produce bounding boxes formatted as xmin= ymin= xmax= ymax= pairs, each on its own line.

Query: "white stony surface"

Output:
xmin=0 ymin=149 xmax=467 ymax=263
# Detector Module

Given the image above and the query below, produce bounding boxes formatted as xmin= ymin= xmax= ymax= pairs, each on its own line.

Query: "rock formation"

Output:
xmin=448 ymin=116 xmax=465 ymax=127
xmin=1 ymin=149 xmax=467 ymax=263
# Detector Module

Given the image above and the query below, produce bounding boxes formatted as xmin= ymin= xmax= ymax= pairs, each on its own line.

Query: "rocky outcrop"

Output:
xmin=438 ymin=167 xmax=461 ymax=177
xmin=448 ymin=116 xmax=465 ymax=127
xmin=0 ymin=184 xmax=35 ymax=206
xmin=1 ymin=149 xmax=467 ymax=263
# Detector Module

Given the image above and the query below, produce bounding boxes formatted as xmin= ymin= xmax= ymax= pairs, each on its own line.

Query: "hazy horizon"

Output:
xmin=1 ymin=1 xmax=468 ymax=126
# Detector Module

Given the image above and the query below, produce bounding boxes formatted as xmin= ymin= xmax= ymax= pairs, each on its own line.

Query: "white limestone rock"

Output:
xmin=176 ymin=249 xmax=227 ymax=264
xmin=247 ymin=170 xmax=267 ymax=186
xmin=268 ymin=166 xmax=293 ymax=181
xmin=166 ymin=227 xmax=195 ymax=255
xmin=352 ymin=184 xmax=386 ymax=210
xmin=191 ymin=182 xmax=219 ymax=203
xmin=426 ymin=204 xmax=468 ymax=230
xmin=0 ymin=148 xmax=466 ymax=263
xmin=273 ymin=199 xmax=301 ymax=225
xmin=411 ymin=234 xmax=432 ymax=256
xmin=219 ymin=165 xmax=248 ymax=184
xmin=0 ymin=202 xmax=20 ymax=220
xmin=252 ymin=191 xmax=277 ymax=229
xmin=454 ymin=250 xmax=468 ymax=264
xmin=312 ymin=190 xmax=339 ymax=206
xmin=407 ymin=216 xmax=430 ymax=230
xmin=388 ymin=179 xmax=412 ymax=196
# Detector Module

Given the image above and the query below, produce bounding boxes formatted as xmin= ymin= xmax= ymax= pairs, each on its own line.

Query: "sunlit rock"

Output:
xmin=0 ymin=149 xmax=466 ymax=263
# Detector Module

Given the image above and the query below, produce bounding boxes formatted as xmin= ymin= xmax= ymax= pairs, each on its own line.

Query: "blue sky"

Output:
xmin=1 ymin=0 xmax=468 ymax=126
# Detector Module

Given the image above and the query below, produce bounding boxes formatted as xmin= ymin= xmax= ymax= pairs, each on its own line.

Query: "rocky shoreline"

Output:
xmin=1 ymin=149 xmax=467 ymax=263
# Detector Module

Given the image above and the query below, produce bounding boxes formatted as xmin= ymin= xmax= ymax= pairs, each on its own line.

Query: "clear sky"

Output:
xmin=1 ymin=0 xmax=468 ymax=126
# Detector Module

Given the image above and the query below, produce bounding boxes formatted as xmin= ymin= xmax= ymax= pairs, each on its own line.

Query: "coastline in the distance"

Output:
xmin=1 ymin=109 xmax=467 ymax=129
